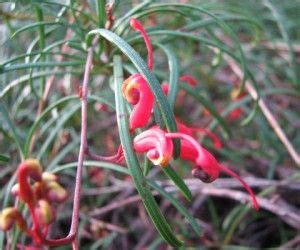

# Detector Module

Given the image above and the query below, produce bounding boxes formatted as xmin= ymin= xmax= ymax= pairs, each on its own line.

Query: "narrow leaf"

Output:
xmin=113 ymin=55 xmax=182 ymax=247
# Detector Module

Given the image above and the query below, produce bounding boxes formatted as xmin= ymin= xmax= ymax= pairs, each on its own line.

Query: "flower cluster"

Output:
xmin=122 ymin=18 xmax=259 ymax=210
xmin=0 ymin=159 xmax=68 ymax=247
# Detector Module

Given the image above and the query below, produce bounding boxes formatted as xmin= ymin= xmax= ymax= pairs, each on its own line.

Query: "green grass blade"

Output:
xmin=0 ymin=154 xmax=10 ymax=163
xmin=156 ymin=43 xmax=179 ymax=109
xmin=148 ymin=180 xmax=202 ymax=236
xmin=161 ymin=165 xmax=192 ymax=202
xmin=0 ymin=104 xmax=24 ymax=159
xmin=51 ymin=160 xmax=129 ymax=175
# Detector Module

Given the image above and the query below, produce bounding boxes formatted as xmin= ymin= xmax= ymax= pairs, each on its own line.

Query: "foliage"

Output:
xmin=0 ymin=0 xmax=299 ymax=249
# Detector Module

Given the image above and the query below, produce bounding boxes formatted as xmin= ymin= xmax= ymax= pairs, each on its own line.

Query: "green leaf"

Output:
xmin=24 ymin=95 xmax=113 ymax=157
xmin=1 ymin=61 xmax=84 ymax=73
xmin=10 ymin=21 xmax=65 ymax=40
xmin=113 ymin=55 xmax=182 ymax=247
xmin=156 ymin=43 xmax=179 ymax=109
xmin=0 ymin=104 xmax=24 ymax=159
xmin=51 ymin=160 xmax=129 ymax=175
xmin=86 ymin=28 xmax=180 ymax=158
xmin=0 ymin=70 xmax=80 ymax=100
xmin=162 ymin=165 xmax=192 ymax=201
xmin=148 ymin=180 xmax=202 ymax=236
xmin=0 ymin=154 xmax=10 ymax=163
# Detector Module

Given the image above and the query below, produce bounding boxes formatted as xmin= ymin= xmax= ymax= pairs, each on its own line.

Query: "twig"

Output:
xmin=33 ymin=38 xmax=98 ymax=247
xmin=279 ymin=235 xmax=300 ymax=249
xmin=89 ymin=177 xmax=300 ymax=230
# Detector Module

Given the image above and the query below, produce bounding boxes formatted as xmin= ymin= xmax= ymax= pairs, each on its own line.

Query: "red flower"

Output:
xmin=133 ymin=127 xmax=259 ymax=210
xmin=122 ymin=17 xmax=154 ymax=132
xmin=122 ymin=74 xmax=154 ymax=132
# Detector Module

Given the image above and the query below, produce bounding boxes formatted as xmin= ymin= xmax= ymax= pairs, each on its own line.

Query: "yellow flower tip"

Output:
xmin=21 ymin=158 xmax=43 ymax=180
xmin=35 ymin=200 xmax=54 ymax=226
xmin=42 ymin=172 xmax=58 ymax=182
xmin=152 ymin=154 xmax=171 ymax=167
xmin=46 ymin=181 xmax=68 ymax=203
xmin=230 ymin=87 xmax=240 ymax=100
xmin=122 ymin=76 xmax=140 ymax=104
xmin=0 ymin=207 xmax=27 ymax=231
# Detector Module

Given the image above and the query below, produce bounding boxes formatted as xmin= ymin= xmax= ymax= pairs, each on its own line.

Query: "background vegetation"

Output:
xmin=0 ymin=0 xmax=299 ymax=249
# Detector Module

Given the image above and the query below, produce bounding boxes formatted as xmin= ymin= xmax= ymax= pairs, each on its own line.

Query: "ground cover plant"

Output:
xmin=0 ymin=0 xmax=299 ymax=249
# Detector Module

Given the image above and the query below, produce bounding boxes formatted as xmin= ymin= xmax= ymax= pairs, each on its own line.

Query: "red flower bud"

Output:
xmin=45 ymin=181 xmax=68 ymax=203
xmin=0 ymin=207 xmax=27 ymax=232
xmin=35 ymin=200 xmax=54 ymax=226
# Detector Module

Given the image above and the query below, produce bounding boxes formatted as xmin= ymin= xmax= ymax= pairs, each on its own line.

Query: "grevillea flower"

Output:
xmin=122 ymin=17 xmax=154 ymax=132
xmin=0 ymin=159 xmax=69 ymax=247
xmin=133 ymin=127 xmax=259 ymax=210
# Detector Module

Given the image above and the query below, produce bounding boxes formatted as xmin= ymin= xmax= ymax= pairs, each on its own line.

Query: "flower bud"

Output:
xmin=46 ymin=181 xmax=68 ymax=203
xmin=42 ymin=172 xmax=58 ymax=182
xmin=0 ymin=207 xmax=27 ymax=231
xmin=11 ymin=183 xmax=19 ymax=197
xmin=35 ymin=200 xmax=54 ymax=226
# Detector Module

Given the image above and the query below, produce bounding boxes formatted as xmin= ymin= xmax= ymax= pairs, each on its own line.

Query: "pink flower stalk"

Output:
xmin=133 ymin=127 xmax=259 ymax=210
xmin=122 ymin=17 xmax=155 ymax=132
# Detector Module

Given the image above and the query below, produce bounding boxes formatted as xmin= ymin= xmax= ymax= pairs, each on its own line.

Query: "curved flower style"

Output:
xmin=133 ymin=127 xmax=259 ymax=210
xmin=176 ymin=119 xmax=222 ymax=149
xmin=18 ymin=159 xmax=42 ymax=207
xmin=122 ymin=74 xmax=154 ymax=132
xmin=129 ymin=17 xmax=153 ymax=71
xmin=122 ymin=17 xmax=155 ymax=132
